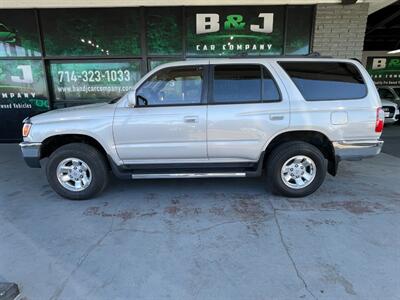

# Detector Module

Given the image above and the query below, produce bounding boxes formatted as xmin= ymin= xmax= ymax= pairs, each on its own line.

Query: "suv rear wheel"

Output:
xmin=266 ymin=141 xmax=327 ymax=197
xmin=46 ymin=143 xmax=109 ymax=200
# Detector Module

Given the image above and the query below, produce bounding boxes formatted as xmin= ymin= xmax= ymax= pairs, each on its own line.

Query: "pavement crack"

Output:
xmin=49 ymin=218 xmax=115 ymax=300
xmin=112 ymin=228 xmax=163 ymax=234
xmin=270 ymin=201 xmax=318 ymax=300
xmin=191 ymin=220 xmax=242 ymax=234
xmin=112 ymin=221 xmax=242 ymax=235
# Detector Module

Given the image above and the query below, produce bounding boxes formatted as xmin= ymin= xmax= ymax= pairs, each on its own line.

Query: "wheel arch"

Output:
xmin=40 ymin=134 xmax=110 ymax=168
xmin=262 ymin=130 xmax=337 ymax=176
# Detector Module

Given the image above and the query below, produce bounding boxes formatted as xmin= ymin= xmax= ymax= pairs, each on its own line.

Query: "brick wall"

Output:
xmin=312 ymin=3 xmax=369 ymax=60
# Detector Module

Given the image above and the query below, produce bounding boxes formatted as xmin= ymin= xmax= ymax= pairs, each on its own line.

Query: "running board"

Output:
xmin=131 ymin=172 xmax=247 ymax=179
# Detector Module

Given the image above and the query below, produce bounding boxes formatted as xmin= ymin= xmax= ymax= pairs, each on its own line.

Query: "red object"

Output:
xmin=375 ymin=107 xmax=384 ymax=133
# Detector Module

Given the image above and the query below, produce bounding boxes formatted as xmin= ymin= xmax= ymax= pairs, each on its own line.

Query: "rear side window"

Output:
xmin=279 ymin=62 xmax=367 ymax=101
xmin=212 ymin=64 xmax=280 ymax=103
xmin=263 ymin=67 xmax=280 ymax=101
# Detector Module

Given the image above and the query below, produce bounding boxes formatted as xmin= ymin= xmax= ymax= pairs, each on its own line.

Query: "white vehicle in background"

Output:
xmin=377 ymin=86 xmax=400 ymax=105
xmin=379 ymin=100 xmax=399 ymax=125
xmin=378 ymin=87 xmax=400 ymax=124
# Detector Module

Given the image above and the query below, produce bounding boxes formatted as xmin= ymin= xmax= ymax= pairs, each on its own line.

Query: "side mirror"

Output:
xmin=127 ymin=91 xmax=136 ymax=107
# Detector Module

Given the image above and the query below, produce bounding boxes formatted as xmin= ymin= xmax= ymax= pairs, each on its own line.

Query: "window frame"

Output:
xmin=135 ymin=65 xmax=209 ymax=108
xmin=278 ymin=61 xmax=369 ymax=102
xmin=208 ymin=63 xmax=282 ymax=105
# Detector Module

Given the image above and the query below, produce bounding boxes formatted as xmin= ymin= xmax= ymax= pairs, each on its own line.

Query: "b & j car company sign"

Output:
xmin=186 ymin=7 xmax=284 ymax=56
xmin=366 ymin=57 xmax=400 ymax=86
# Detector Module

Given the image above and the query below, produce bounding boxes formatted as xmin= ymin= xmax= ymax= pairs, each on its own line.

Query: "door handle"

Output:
xmin=184 ymin=116 xmax=199 ymax=123
xmin=269 ymin=114 xmax=284 ymax=121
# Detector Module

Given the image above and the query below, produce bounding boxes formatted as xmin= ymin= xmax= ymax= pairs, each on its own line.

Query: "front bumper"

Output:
xmin=19 ymin=142 xmax=42 ymax=168
xmin=333 ymin=139 xmax=384 ymax=161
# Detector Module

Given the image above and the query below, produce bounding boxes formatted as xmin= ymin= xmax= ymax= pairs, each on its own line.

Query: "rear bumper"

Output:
xmin=333 ymin=139 xmax=384 ymax=161
xmin=19 ymin=142 xmax=42 ymax=168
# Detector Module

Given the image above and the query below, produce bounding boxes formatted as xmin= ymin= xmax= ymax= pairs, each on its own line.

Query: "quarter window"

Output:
xmin=212 ymin=64 xmax=280 ymax=103
xmin=279 ymin=62 xmax=367 ymax=101
xmin=136 ymin=67 xmax=204 ymax=106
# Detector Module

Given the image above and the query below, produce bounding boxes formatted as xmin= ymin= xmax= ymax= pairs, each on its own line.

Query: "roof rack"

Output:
xmin=350 ymin=57 xmax=362 ymax=63
xmin=307 ymin=52 xmax=321 ymax=57
xmin=229 ymin=51 xmax=333 ymax=58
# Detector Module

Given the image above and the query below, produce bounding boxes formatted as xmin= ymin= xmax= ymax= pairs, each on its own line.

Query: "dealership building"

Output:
xmin=0 ymin=0 xmax=397 ymax=141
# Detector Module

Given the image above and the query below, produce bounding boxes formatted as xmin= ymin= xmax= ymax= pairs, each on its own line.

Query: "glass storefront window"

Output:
xmin=41 ymin=8 xmax=141 ymax=57
xmin=186 ymin=6 xmax=285 ymax=57
xmin=285 ymin=6 xmax=313 ymax=55
xmin=49 ymin=60 xmax=141 ymax=104
xmin=0 ymin=60 xmax=48 ymax=140
xmin=146 ymin=7 xmax=183 ymax=56
xmin=0 ymin=10 xmax=41 ymax=57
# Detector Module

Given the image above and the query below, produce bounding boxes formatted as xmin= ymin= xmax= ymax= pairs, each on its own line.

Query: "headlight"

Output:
xmin=22 ymin=123 xmax=32 ymax=137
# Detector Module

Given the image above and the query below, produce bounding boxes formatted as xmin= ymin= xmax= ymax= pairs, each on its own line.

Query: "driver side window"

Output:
xmin=136 ymin=66 xmax=204 ymax=106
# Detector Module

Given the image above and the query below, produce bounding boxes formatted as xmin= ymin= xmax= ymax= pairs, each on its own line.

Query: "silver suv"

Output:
xmin=20 ymin=58 xmax=385 ymax=200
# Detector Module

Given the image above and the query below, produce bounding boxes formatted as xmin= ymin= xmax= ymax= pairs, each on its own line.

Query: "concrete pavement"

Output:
xmin=0 ymin=144 xmax=399 ymax=300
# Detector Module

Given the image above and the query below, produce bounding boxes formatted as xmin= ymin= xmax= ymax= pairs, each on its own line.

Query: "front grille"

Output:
xmin=382 ymin=106 xmax=395 ymax=118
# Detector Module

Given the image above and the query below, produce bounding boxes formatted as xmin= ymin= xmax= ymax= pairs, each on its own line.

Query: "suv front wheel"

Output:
xmin=46 ymin=143 xmax=109 ymax=200
xmin=266 ymin=141 xmax=327 ymax=197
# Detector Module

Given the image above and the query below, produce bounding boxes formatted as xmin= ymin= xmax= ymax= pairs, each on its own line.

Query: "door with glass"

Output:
xmin=113 ymin=65 xmax=208 ymax=163
xmin=207 ymin=63 xmax=290 ymax=162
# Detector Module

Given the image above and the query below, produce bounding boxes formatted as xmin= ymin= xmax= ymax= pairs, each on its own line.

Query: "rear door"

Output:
xmin=207 ymin=62 xmax=290 ymax=162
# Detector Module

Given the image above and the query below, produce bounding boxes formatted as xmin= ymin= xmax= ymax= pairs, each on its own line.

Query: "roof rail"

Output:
xmin=307 ymin=52 xmax=321 ymax=57
xmin=350 ymin=57 xmax=362 ymax=63
xmin=227 ymin=53 xmax=333 ymax=59
xmin=225 ymin=54 xmax=333 ymax=59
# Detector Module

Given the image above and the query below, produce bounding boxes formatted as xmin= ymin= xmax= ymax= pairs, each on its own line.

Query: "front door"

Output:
xmin=113 ymin=65 xmax=208 ymax=164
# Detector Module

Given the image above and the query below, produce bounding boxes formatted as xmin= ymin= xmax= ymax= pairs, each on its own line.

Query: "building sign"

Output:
xmin=50 ymin=61 xmax=141 ymax=102
xmin=366 ymin=57 xmax=400 ymax=86
xmin=0 ymin=60 xmax=48 ymax=140
xmin=186 ymin=7 xmax=285 ymax=56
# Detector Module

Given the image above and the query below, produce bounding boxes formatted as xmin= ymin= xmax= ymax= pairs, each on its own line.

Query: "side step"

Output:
xmin=131 ymin=172 xmax=246 ymax=179
xmin=107 ymin=154 xmax=266 ymax=180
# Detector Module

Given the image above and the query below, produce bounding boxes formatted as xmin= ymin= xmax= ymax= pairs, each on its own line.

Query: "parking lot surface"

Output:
xmin=0 ymin=143 xmax=399 ymax=300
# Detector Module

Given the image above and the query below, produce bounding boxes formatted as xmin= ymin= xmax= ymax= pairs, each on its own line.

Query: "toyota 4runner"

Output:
xmin=20 ymin=58 xmax=385 ymax=200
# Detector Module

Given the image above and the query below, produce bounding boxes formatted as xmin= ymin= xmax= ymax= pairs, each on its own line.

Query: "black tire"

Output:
xmin=265 ymin=141 xmax=327 ymax=198
xmin=46 ymin=143 xmax=109 ymax=200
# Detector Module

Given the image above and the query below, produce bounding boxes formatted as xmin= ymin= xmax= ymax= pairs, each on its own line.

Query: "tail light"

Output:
xmin=375 ymin=107 xmax=384 ymax=133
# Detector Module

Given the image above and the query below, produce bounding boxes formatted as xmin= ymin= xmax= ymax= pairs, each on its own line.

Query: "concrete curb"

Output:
xmin=0 ymin=283 xmax=19 ymax=300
